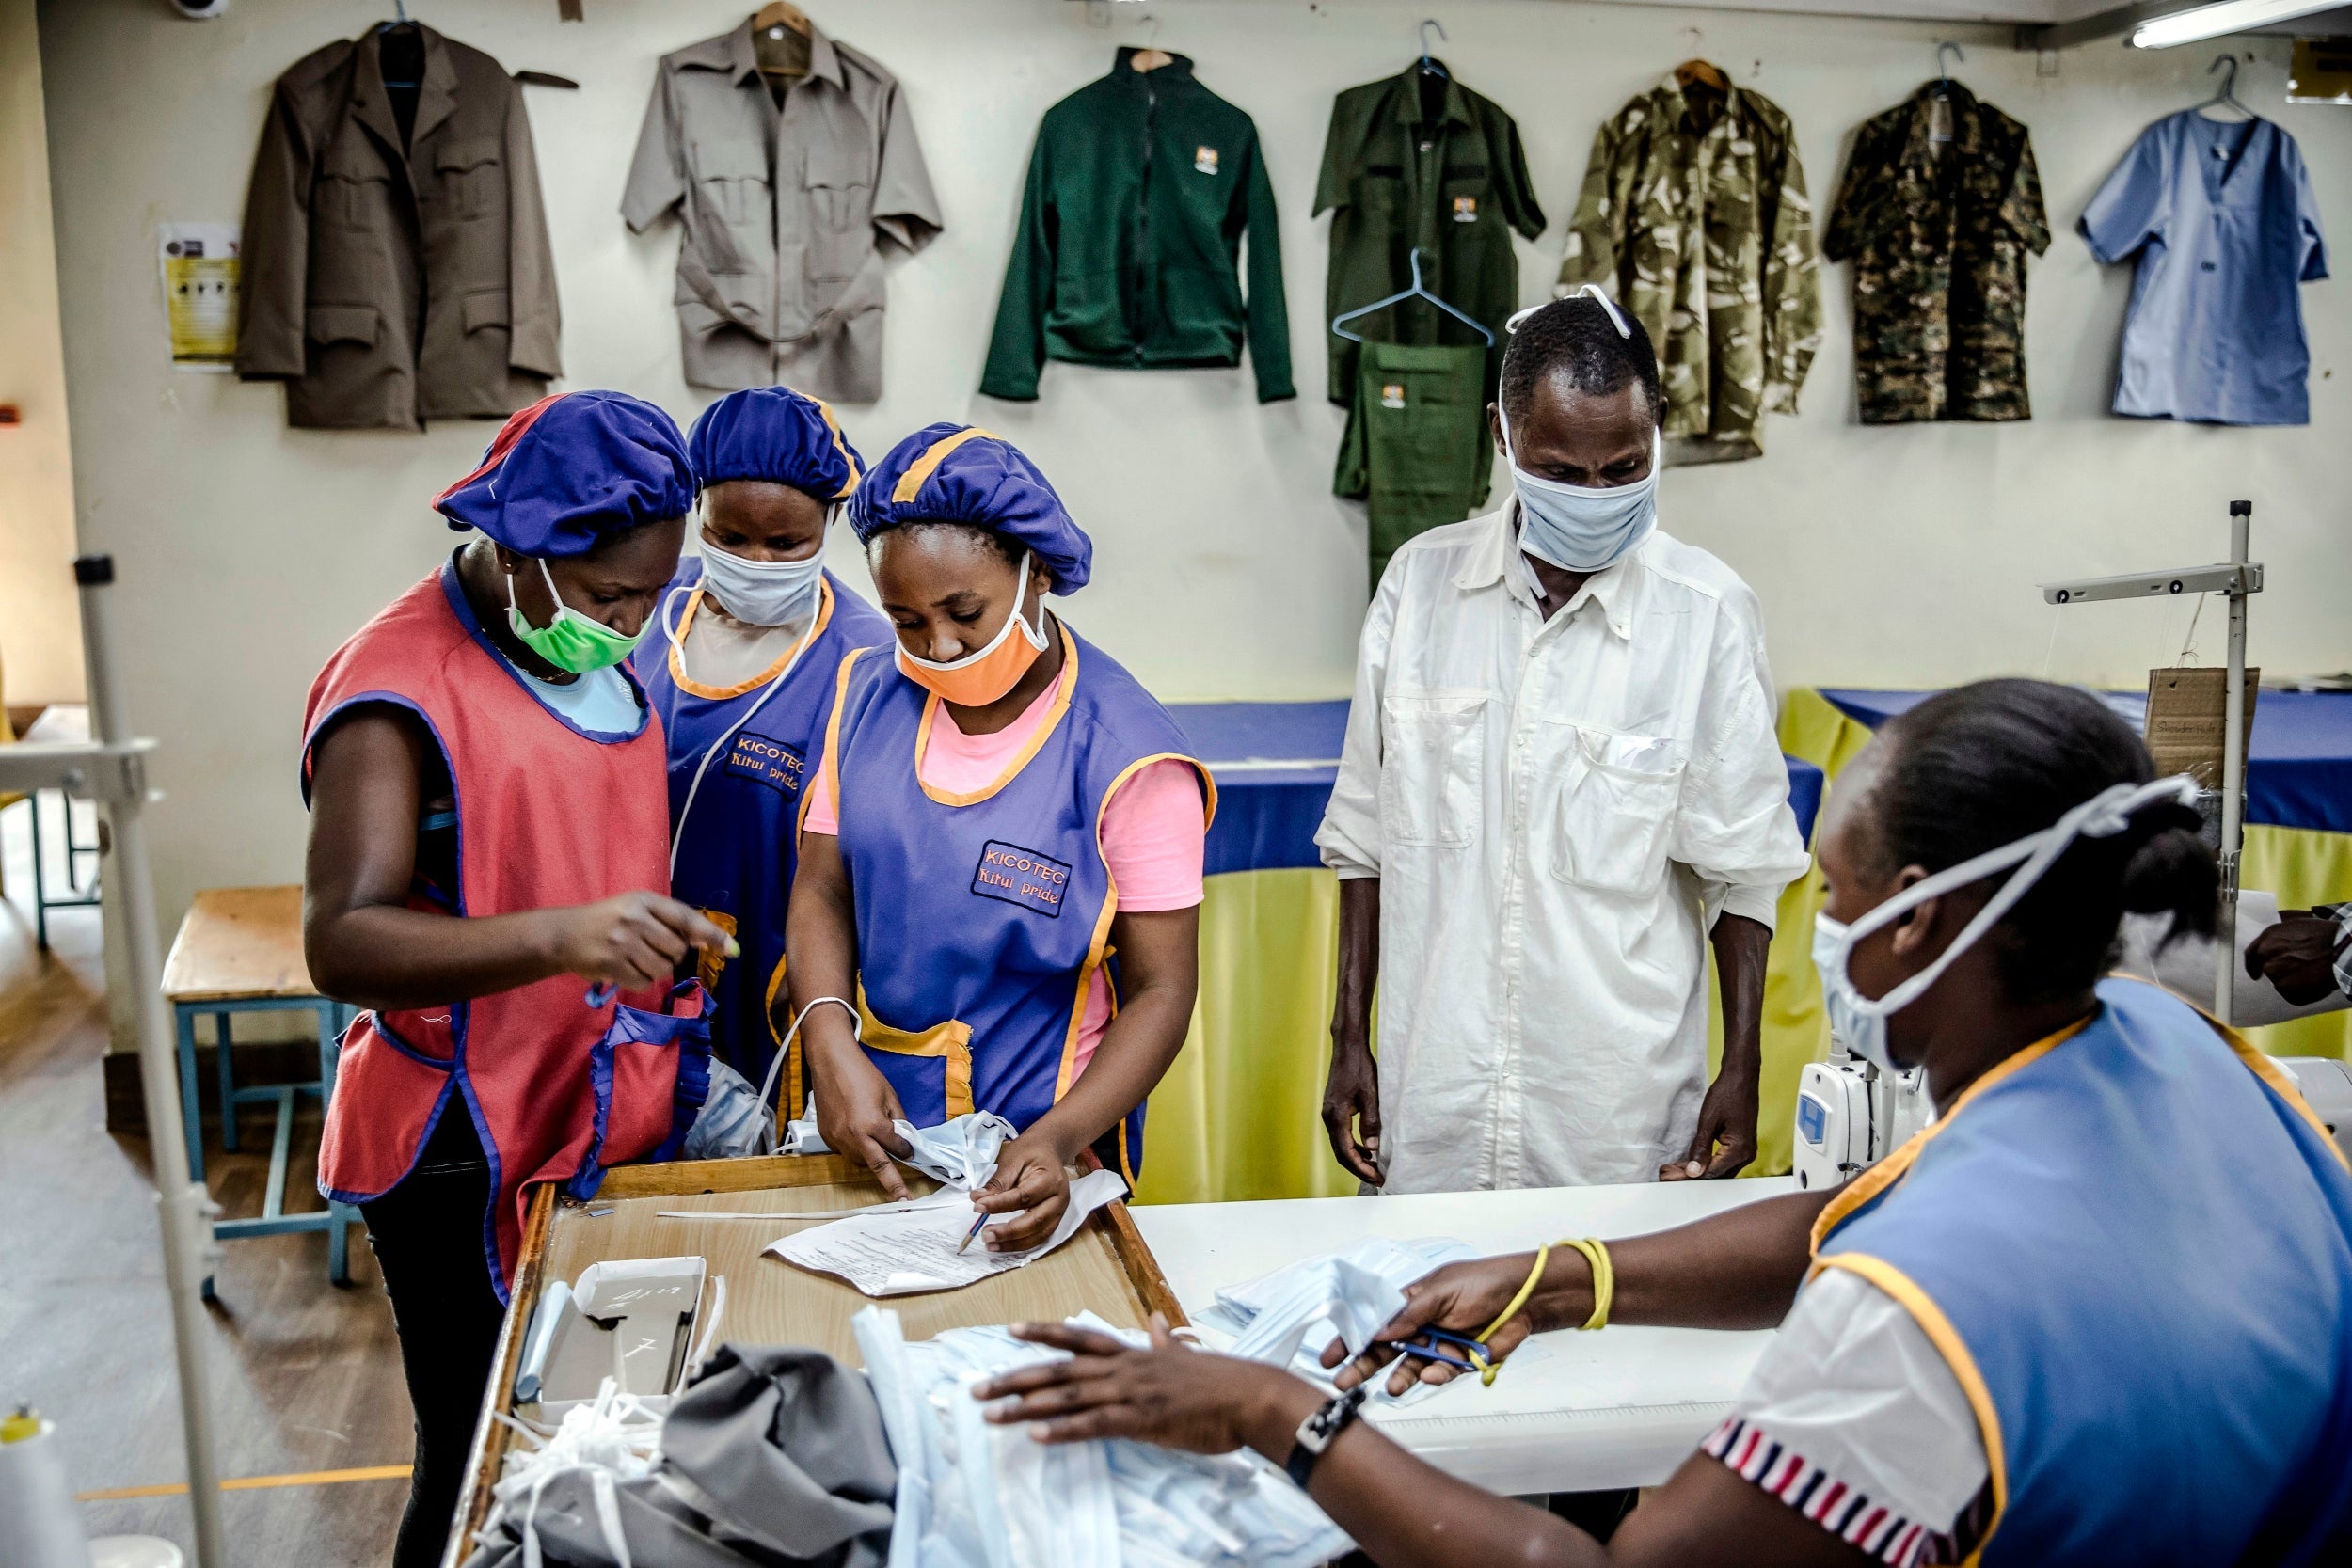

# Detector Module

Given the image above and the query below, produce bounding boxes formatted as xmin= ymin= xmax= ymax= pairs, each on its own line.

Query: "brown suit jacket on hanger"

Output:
xmin=236 ymin=24 xmax=561 ymax=431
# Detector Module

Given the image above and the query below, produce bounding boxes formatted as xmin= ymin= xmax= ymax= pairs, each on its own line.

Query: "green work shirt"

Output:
xmin=1315 ymin=63 xmax=1546 ymax=405
xmin=980 ymin=49 xmax=1293 ymax=403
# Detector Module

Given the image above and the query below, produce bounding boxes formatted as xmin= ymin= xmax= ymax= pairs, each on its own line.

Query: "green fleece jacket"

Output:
xmin=981 ymin=49 xmax=1294 ymax=403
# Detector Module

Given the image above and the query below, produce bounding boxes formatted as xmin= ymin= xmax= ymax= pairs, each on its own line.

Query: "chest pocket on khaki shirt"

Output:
xmin=691 ymin=140 xmax=770 ymax=271
xmin=1549 ymin=725 xmax=1684 ymax=894
xmin=434 ymin=137 xmax=501 ymax=224
xmin=1380 ymin=691 xmax=1486 ymax=849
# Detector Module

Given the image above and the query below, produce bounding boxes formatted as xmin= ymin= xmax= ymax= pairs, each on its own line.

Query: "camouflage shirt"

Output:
xmin=1558 ymin=75 xmax=1821 ymax=466
xmin=1823 ymin=82 xmax=2050 ymax=424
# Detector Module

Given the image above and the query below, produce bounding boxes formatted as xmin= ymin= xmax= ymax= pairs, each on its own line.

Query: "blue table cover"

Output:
xmin=1819 ymin=689 xmax=2352 ymax=836
xmin=1168 ymin=702 xmax=1825 ymax=876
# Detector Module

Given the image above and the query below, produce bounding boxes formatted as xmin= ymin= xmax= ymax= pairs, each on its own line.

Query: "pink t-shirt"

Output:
xmin=802 ymin=678 xmax=1205 ymax=1075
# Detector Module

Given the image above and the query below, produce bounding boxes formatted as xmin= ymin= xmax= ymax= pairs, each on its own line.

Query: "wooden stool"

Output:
xmin=162 ymin=885 xmax=360 ymax=1295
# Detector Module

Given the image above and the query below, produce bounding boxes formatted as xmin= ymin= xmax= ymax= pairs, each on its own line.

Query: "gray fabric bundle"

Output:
xmin=465 ymin=1344 xmax=896 ymax=1568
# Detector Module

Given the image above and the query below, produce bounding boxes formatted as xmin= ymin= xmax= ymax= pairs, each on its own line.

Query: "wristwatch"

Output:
xmin=1283 ymin=1385 xmax=1368 ymax=1490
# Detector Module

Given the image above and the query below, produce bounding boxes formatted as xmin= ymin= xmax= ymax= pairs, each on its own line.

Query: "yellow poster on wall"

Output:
xmin=159 ymin=223 xmax=239 ymax=371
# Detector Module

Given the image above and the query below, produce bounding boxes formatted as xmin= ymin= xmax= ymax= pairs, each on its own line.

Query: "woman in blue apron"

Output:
xmin=966 ymin=680 xmax=2352 ymax=1568
xmin=787 ymin=424 xmax=1213 ymax=1251
xmin=639 ymin=387 xmax=889 ymax=1105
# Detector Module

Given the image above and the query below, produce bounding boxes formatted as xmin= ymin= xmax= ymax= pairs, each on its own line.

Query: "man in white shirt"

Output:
xmin=1315 ymin=291 xmax=1810 ymax=1194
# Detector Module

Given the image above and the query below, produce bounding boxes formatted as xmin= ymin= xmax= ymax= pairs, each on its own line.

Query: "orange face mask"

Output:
xmin=895 ymin=550 xmax=1052 ymax=707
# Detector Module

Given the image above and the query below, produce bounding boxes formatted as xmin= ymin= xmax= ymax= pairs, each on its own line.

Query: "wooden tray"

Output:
xmin=443 ymin=1153 xmax=1184 ymax=1566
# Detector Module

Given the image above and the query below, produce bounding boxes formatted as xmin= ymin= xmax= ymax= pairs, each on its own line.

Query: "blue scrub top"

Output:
xmin=2080 ymin=111 xmax=2328 ymax=425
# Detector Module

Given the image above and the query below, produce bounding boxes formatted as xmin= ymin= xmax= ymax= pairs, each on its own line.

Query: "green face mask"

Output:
xmin=506 ymin=557 xmax=647 ymax=673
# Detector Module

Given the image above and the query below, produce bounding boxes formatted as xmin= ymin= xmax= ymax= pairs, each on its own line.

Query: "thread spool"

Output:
xmin=0 ymin=1408 xmax=91 ymax=1568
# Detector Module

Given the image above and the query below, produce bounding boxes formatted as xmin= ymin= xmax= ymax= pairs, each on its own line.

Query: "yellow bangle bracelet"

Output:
xmin=1463 ymin=1244 xmax=1551 ymax=1386
xmin=1558 ymin=1237 xmax=1613 ymax=1331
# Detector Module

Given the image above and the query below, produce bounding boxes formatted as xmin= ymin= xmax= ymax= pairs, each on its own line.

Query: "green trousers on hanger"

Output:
xmin=1334 ymin=341 xmax=1493 ymax=587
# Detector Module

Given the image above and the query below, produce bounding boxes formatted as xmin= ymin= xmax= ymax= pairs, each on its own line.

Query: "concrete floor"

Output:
xmin=0 ymin=799 xmax=413 ymax=1564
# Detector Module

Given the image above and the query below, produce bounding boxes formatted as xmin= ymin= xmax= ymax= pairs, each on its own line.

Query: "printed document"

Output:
xmin=771 ymin=1168 xmax=1127 ymax=1296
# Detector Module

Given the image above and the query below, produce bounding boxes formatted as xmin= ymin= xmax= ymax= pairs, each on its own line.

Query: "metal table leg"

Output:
xmin=215 ymin=1012 xmax=240 ymax=1153
xmin=174 ymin=1002 xmax=205 ymax=1183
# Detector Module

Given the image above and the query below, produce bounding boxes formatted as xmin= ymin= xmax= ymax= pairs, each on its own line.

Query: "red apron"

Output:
xmin=303 ymin=561 xmax=704 ymax=1298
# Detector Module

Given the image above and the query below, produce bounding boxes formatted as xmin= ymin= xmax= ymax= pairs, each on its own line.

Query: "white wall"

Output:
xmin=2 ymin=0 xmax=82 ymax=709
xmin=35 ymin=0 xmax=2352 ymax=939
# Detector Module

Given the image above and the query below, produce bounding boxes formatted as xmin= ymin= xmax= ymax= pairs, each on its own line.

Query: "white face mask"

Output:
xmin=1812 ymin=775 xmax=2200 ymax=1071
xmin=1497 ymin=282 xmax=1660 ymax=575
xmin=1497 ymin=405 xmax=1661 ymax=575
xmin=694 ymin=531 xmax=826 ymax=627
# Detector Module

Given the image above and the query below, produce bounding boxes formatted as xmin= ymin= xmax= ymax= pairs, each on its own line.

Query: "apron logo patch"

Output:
xmin=723 ymin=733 xmax=805 ymax=797
xmin=1452 ymin=195 xmax=1478 ymax=222
xmin=1194 ymin=146 xmax=1219 ymax=175
xmin=1380 ymin=383 xmax=1407 ymax=409
xmin=972 ymin=840 xmax=1072 ymax=917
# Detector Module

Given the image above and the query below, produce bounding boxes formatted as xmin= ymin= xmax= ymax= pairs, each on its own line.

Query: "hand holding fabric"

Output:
xmin=811 ymin=1041 xmax=914 ymax=1201
xmin=977 ymin=1316 xmax=1312 ymax=1455
xmin=1325 ymin=1254 xmax=1552 ymax=1396
xmin=970 ymin=1138 xmax=1071 ymax=1251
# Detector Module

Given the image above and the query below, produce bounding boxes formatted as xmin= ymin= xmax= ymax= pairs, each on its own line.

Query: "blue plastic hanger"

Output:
xmin=1331 ymin=248 xmax=1495 ymax=346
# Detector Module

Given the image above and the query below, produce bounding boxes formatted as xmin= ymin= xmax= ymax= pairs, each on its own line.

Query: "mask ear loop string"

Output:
xmin=759 ymin=995 xmax=860 ymax=1154
xmin=1829 ymin=775 xmax=2201 ymax=1022
xmin=662 ymin=577 xmax=816 ymax=879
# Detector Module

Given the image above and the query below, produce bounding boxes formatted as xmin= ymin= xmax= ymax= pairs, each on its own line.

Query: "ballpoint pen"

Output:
xmin=956 ymin=1210 xmax=992 ymax=1255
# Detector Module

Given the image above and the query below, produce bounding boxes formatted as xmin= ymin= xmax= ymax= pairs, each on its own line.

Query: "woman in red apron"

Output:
xmin=301 ymin=391 xmax=731 ymax=1568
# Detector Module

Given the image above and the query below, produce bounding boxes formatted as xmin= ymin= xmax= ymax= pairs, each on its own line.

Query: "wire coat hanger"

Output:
xmin=1418 ymin=18 xmax=1448 ymax=78
xmin=1935 ymin=41 xmax=1963 ymax=97
xmin=2200 ymin=55 xmax=2253 ymax=120
xmin=1330 ymin=249 xmax=1494 ymax=345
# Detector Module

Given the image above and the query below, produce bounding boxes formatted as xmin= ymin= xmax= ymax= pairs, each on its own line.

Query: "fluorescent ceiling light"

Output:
xmin=2133 ymin=0 xmax=2345 ymax=48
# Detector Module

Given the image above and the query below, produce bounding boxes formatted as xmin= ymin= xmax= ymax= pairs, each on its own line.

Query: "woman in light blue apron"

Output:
xmin=967 ymin=680 xmax=2352 ymax=1568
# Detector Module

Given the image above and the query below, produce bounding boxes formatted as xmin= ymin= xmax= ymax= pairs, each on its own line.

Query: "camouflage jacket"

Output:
xmin=1823 ymin=82 xmax=2050 ymax=424
xmin=1558 ymin=75 xmax=1821 ymax=465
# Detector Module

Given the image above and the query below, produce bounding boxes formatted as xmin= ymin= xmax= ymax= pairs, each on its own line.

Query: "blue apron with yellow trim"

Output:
xmin=824 ymin=620 xmax=1209 ymax=1179
xmin=637 ymin=562 xmax=890 ymax=1089
xmin=1815 ymin=978 xmax=2352 ymax=1565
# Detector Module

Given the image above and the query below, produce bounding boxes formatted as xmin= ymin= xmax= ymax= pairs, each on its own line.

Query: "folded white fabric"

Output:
xmin=1196 ymin=1237 xmax=1479 ymax=1403
xmin=854 ymin=1307 xmax=1351 ymax=1568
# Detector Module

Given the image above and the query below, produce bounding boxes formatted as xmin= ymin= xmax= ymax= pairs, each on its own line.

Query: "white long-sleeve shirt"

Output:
xmin=1315 ymin=503 xmax=1810 ymax=1192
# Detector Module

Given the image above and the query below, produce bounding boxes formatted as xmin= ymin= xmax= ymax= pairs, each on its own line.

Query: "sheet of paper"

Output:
xmin=770 ymin=1168 xmax=1126 ymax=1296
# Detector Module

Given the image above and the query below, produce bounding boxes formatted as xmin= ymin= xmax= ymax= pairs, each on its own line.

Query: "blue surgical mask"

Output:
xmin=693 ymin=532 xmax=826 ymax=627
xmin=1498 ymin=406 xmax=1661 ymax=574
xmin=1812 ymin=775 xmax=2201 ymax=1071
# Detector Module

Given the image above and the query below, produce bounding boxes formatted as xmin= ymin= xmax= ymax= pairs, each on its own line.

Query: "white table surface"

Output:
xmin=1132 ymin=1178 xmax=1797 ymax=1495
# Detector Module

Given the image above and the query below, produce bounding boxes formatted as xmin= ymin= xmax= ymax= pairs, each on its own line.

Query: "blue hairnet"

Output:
xmin=687 ymin=387 xmax=863 ymax=499
xmin=848 ymin=424 xmax=1091 ymax=594
xmin=435 ymin=390 xmax=694 ymax=557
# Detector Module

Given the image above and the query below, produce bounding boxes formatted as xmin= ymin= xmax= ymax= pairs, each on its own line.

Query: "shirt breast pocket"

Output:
xmin=320 ymin=153 xmax=389 ymax=234
xmin=1549 ymin=726 xmax=1684 ymax=895
xmin=434 ymin=137 xmax=501 ymax=223
xmin=691 ymin=139 xmax=769 ymax=262
xmin=1379 ymin=691 xmax=1486 ymax=849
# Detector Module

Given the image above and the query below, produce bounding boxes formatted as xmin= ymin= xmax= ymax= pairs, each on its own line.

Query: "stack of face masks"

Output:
xmin=1193 ymin=1238 xmax=1478 ymax=1405
xmin=854 ymin=1307 xmax=1350 ymax=1568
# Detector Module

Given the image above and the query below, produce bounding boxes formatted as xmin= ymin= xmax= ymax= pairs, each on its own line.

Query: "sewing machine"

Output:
xmin=1790 ymin=1052 xmax=1933 ymax=1192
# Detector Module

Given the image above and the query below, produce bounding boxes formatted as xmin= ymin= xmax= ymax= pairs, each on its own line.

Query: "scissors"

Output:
xmin=584 ymin=982 xmax=617 ymax=1008
xmin=1386 ymin=1326 xmax=1495 ymax=1377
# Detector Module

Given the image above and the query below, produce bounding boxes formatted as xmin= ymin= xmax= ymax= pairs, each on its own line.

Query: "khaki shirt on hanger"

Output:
xmin=624 ymin=18 xmax=941 ymax=401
